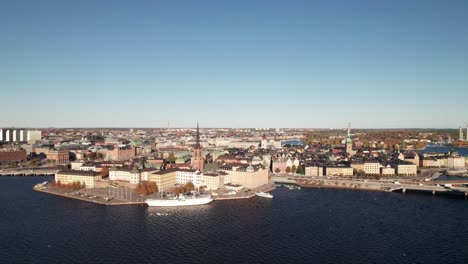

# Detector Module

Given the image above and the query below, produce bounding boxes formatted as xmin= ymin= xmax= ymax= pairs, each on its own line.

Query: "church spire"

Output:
xmin=347 ymin=122 xmax=351 ymax=138
xmin=196 ymin=122 xmax=200 ymax=148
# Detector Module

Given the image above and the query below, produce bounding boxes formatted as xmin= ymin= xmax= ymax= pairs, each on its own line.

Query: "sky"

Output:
xmin=1 ymin=0 xmax=467 ymax=129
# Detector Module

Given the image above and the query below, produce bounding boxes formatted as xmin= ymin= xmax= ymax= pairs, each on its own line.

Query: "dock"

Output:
xmin=271 ymin=176 xmax=468 ymax=198
xmin=0 ymin=168 xmax=58 ymax=176
xmin=34 ymin=186 xmax=146 ymax=206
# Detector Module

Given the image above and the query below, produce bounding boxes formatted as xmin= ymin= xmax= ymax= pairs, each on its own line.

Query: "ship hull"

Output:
xmin=145 ymin=197 xmax=213 ymax=207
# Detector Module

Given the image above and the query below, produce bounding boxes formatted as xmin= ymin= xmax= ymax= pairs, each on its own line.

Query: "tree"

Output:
xmin=185 ymin=182 xmax=195 ymax=193
xmin=167 ymin=152 xmax=176 ymax=163
xmin=275 ymin=168 xmax=281 ymax=173
xmin=291 ymin=165 xmax=297 ymax=173
xmin=355 ymin=170 xmax=366 ymax=177
xmin=296 ymin=164 xmax=305 ymax=175
xmin=87 ymin=152 xmax=97 ymax=160
xmin=285 ymin=166 xmax=291 ymax=173
xmin=100 ymin=166 xmax=109 ymax=177
xmin=135 ymin=181 xmax=158 ymax=196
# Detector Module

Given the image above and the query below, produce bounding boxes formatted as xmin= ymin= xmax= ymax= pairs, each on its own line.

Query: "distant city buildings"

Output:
xmin=459 ymin=126 xmax=468 ymax=141
xmin=0 ymin=129 xmax=41 ymax=143
xmin=0 ymin=148 xmax=27 ymax=162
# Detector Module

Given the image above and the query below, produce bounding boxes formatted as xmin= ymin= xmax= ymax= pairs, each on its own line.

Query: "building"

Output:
xmin=304 ymin=166 xmax=324 ymax=177
xmin=445 ymin=156 xmax=465 ymax=169
xmin=12 ymin=130 xmax=26 ymax=142
xmin=0 ymin=129 xmax=29 ymax=143
xmin=71 ymin=161 xmax=85 ymax=170
xmin=0 ymin=148 xmax=27 ymax=162
xmin=220 ymin=165 xmax=269 ymax=189
xmin=109 ymin=167 xmax=158 ymax=184
xmin=109 ymin=168 xmax=141 ymax=184
xmin=420 ymin=153 xmax=465 ymax=169
xmin=202 ymin=172 xmax=226 ymax=190
xmin=391 ymin=161 xmax=417 ymax=176
xmin=345 ymin=123 xmax=354 ymax=155
xmin=381 ymin=165 xmax=396 ymax=176
xmin=27 ymin=130 xmax=42 ymax=142
xmin=420 ymin=157 xmax=440 ymax=168
xmin=150 ymin=169 xmax=177 ymax=191
xmin=324 ymin=166 xmax=353 ymax=176
xmin=55 ymin=170 xmax=102 ymax=188
xmin=176 ymin=169 xmax=203 ymax=187
xmin=109 ymin=146 xmax=135 ymax=161
xmin=47 ymin=150 xmax=69 ymax=164
xmin=191 ymin=123 xmax=204 ymax=172
xmin=364 ymin=161 xmax=381 ymax=175
xmin=404 ymin=153 xmax=420 ymax=166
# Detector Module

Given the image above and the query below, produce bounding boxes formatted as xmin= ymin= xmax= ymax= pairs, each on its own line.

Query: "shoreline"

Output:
xmin=34 ymin=183 xmax=277 ymax=205
xmin=34 ymin=187 xmax=146 ymax=206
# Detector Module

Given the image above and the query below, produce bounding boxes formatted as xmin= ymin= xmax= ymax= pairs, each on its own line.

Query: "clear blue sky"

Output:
xmin=1 ymin=0 xmax=467 ymax=128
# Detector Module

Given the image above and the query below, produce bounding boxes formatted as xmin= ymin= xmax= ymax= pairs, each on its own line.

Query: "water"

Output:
xmin=282 ymin=139 xmax=304 ymax=146
xmin=1 ymin=177 xmax=467 ymax=264
xmin=423 ymin=145 xmax=468 ymax=156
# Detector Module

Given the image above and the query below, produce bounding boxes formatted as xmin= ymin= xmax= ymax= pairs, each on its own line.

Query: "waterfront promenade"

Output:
xmin=271 ymin=175 xmax=468 ymax=198
xmin=0 ymin=168 xmax=59 ymax=176
xmin=34 ymin=182 xmax=276 ymax=205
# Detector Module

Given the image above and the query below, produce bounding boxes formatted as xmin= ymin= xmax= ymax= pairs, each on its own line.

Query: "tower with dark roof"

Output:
xmin=192 ymin=122 xmax=204 ymax=172
xmin=346 ymin=122 xmax=353 ymax=155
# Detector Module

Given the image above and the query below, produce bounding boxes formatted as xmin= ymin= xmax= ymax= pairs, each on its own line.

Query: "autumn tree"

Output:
xmin=185 ymin=182 xmax=195 ymax=193
xmin=100 ymin=166 xmax=109 ymax=177
xmin=135 ymin=181 xmax=158 ymax=196
xmin=167 ymin=152 xmax=176 ymax=163
xmin=275 ymin=168 xmax=281 ymax=173
xmin=87 ymin=152 xmax=97 ymax=160
xmin=291 ymin=165 xmax=297 ymax=173
xmin=285 ymin=166 xmax=291 ymax=173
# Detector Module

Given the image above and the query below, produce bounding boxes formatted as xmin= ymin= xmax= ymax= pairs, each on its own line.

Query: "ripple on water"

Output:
xmin=0 ymin=178 xmax=467 ymax=264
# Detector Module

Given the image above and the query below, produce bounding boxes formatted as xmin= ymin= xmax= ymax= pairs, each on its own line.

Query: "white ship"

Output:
xmin=255 ymin=191 xmax=273 ymax=199
xmin=145 ymin=194 xmax=213 ymax=207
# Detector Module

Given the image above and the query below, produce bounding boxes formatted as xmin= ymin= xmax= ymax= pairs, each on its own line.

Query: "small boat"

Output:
xmin=146 ymin=194 xmax=213 ymax=207
xmin=255 ymin=191 xmax=273 ymax=198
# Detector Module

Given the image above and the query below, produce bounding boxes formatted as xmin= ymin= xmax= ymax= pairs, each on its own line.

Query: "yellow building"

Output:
xmin=381 ymin=165 xmax=395 ymax=176
xmin=364 ymin=161 xmax=381 ymax=175
xmin=325 ymin=166 xmax=353 ymax=176
xmin=421 ymin=157 xmax=440 ymax=168
xmin=55 ymin=170 xmax=102 ymax=188
xmin=350 ymin=162 xmax=364 ymax=172
xmin=392 ymin=162 xmax=417 ymax=176
xmin=202 ymin=173 xmax=225 ymax=190
xmin=220 ymin=165 xmax=269 ymax=189
xmin=149 ymin=169 xmax=177 ymax=191
xmin=304 ymin=166 xmax=324 ymax=177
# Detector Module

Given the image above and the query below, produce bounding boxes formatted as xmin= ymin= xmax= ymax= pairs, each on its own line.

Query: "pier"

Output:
xmin=0 ymin=168 xmax=58 ymax=176
xmin=271 ymin=175 xmax=468 ymax=198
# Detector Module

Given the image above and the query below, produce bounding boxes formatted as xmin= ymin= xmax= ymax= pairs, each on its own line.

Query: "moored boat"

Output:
xmin=255 ymin=191 xmax=273 ymax=198
xmin=145 ymin=194 xmax=213 ymax=207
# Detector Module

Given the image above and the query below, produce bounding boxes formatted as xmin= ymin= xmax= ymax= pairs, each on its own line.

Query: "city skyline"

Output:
xmin=1 ymin=0 xmax=468 ymax=128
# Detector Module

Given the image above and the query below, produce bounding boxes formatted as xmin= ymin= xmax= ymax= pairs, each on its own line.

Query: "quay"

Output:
xmin=0 ymin=168 xmax=58 ymax=176
xmin=34 ymin=182 xmax=276 ymax=205
xmin=212 ymin=183 xmax=275 ymax=201
xmin=271 ymin=176 xmax=468 ymax=198
xmin=34 ymin=185 xmax=146 ymax=206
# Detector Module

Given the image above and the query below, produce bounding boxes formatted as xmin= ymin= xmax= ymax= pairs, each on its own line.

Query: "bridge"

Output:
xmin=384 ymin=183 xmax=468 ymax=197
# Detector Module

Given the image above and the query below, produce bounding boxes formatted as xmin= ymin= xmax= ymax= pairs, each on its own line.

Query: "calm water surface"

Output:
xmin=0 ymin=176 xmax=467 ymax=264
